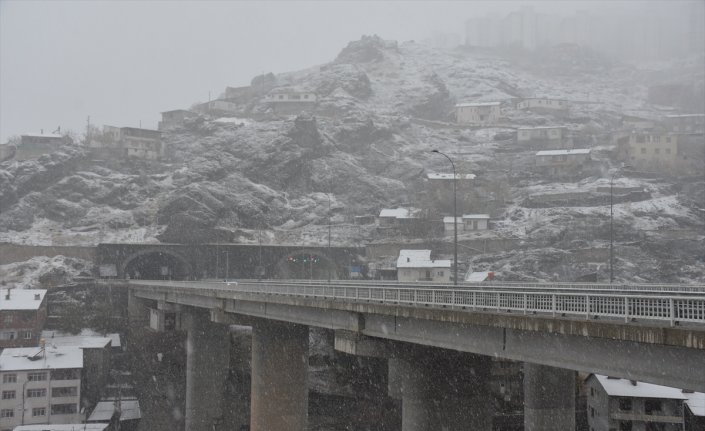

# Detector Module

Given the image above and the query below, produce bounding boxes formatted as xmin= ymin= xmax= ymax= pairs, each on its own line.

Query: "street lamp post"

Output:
xmin=327 ymin=191 xmax=332 ymax=283
xmin=610 ymin=173 xmax=617 ymax=283
xmin=431 ymin=150 xmax=458 ymax=285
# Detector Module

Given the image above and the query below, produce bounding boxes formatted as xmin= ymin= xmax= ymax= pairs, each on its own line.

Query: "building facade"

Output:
xmin=89 ymin=126 xmax=162 ymax=160
xmin=535 ymin=148 xmax=592 ymax=178
xmin=517 ymin=98 xmax=569 ymax=112
xmin=0 ymin=346 xmax=84 ymax=429
xmin=0 ymin=289 xmax=47 ymax=349
xmin=455 ymin=102 xmax=501 ymax=125
xmin=663 ymin=114 xmax=705 ymax=134
xmin=263 ymin=90 xmax=317 ymax=115
xmin=585 ymin=374 xmax=703 ymax=431
xmin=16 ymin=133 xmax=65 ymax=161
xmin=158 ymin=110 xmax=198 ymax=131
xmin=396 ymin=250 xmax=451 ymax=283
xmin=517 ymin=126 xmax=568 ymax=148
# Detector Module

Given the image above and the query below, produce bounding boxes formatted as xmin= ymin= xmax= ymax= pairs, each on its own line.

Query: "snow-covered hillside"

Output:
xmin=1 ymin=36 xmax=703 ymax=283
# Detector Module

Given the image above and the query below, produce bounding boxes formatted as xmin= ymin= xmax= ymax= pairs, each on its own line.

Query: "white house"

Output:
xmin=0 ymin=346 xmax=84 ymax=429
xmin=463 ymin=214 xmax=490 ymax=231
xmin=455 ymin=102 xmax=501 ymax=125
xmin=585 ymin=374 xmax=704 ymax=431
xmin=378 ymin=208 xmax=422 ymax=227
xmin=535 ymin=149 xmax=591 ymax=178
xmin=517 ymin=98 xmax=568 ymax=112
xmin=396 ymin=250 xmax=451 ymax=283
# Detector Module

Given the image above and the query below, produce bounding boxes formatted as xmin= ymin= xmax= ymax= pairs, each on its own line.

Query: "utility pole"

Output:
xmin=327 ymin=191 xmax=332 ymax=283
xmin=225 ymin=250 xmax=229 ymax=281
xmin=610 ymin=173 xmax=616 ymax=283
xmin=431 ymin=150 xmax=458 ymax=285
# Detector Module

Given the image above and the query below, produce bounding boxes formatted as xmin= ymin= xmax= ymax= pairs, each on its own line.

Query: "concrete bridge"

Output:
xmin=124 ymin=279 xmax=705 ymax=431
xmin=96 ymin=243 xmax=365 ymax=280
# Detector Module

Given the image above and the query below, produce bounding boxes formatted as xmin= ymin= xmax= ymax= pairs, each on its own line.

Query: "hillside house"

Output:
xmin=621 ymin=114 xmax=656 ymax=131
xmin=378 ymin=208 xmax=422 ymax=227
xmin=517 ymin=126 xmax=568 ymax=148
xmin=442 ymin=214 xmax=490 ymax=234
xmin=0 ymin=288 xmax=47 ymax=349
xmin=396 ymin=250 xmax=451 ymax=283
xmin=517 ymin=98 xmax=568 ymax=112
xmin=455 ymin=102 xmax=501 ymax=125
xmin=585 ymin=374 xmax=704 ymax=431
xmin=192 ymin=99 xmax=239 ymax=116
xmin=16 ymin=132 xmax=65 ymax=160
xmin=263 ymin=89 xmax=317 ymax=115
xmin=89 ymin=126 xmax=163 ymax=160
xmin=88 ymin=398 xmax=141 ymax=431
xmin=617 ymin=132 xmax=692 ymax=172
xmin=535 ymin=148 xmax=591 ymax=178
xmin=0 ymin=346 xmax=84 ymax=429
xmin=663 ymin=114 xmax=705 ymax=134
xmin=158 ymin=109 xmax=198 ymax=131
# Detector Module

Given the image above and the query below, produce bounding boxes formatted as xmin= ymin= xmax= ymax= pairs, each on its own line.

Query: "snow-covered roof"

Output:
xmin=664 ymin=114 xmax=705 ymax=118
xmin=14 ymin=425 xmax=109 ymax=431
xmin=517 ymin=126 xmax=566 ymax=130
xmin=397 ymin=249 xmax=451 ymax=269
xmin=41 ymin=330 xmax=112 ymax=349
xmin=88 ymin=398 xmax=142 ymax=422
xmin=462 ymin=214 xmax=490 ymax=219
xmin=465 ymin=271 xmax=492 ymax=282
xmin=0 ymin=346 xmax=83 ymax=371
xmin=456 ymin=101 xmax=501 ymax=107
xmin=0 ymin=288 xmax=47 ymax=310
xmin=592 ymin=375 xmax=688 ymax=400
xmin=379 ymin=208 xmax=420 ymax=219
xmin=683 ymin=391 xmax=705 ymax=417
xmin=443 ymin=217 xmax=462 ymax=224
xmin=427 ymin=173 xmax=476 ymax=180
xmin=22 ymin=132 xmax=63 ymax=138
xmin=536 ymin=149 xmax=591 ymax=156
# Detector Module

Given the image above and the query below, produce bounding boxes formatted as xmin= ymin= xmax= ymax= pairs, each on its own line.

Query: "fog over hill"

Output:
xmin=1 ymin=36 xmax=703 ymax=284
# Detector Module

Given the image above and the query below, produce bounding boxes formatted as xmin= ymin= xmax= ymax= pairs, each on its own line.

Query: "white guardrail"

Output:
xmin=127 ymin=280 xmax=705 ymax=327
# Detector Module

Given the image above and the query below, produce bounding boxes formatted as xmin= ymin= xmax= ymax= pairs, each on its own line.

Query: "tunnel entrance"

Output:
xmin=123 ymin=251 xmax=191 ymax=280
xmin=275 ymin=251 xmax=337 ymax=280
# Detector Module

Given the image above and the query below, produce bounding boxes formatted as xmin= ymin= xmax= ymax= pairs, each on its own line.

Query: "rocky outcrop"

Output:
xmin=335 ymin=35 xmax=398 ymax=64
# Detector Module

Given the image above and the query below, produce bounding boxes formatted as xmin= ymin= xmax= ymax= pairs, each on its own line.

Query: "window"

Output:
xmin=51 ymin=403 xmax=77 ymax=415
xmin=619 ymin=422 xmax=633 ymax=431
xmin=590 ymin=407 xmax=595 ymax=417
xmin=52 ymin=386 xmax=78 ymax=397
xmin=32 ymin=407 xmax=46 ymax=417
xmin=27 ymin=372 xmax=47 ymax=381
xmin=437 ymin=271 xmax=444 ymax=276
xmin=3 ymin=315 xmax=12 ymax=324
xmin=1 ymin=391 xmax=15 ymax=400
xmin=641 ymin=148 xmax=647 ymax=154
xmin=636 ymin=135 xmax=646 ymax=143
xmin=0 ymin=332 xmax=15 ymax=340
xmin=0 ymin=409 xmax=13 ymax=418
xmin=590 ymin=387 xmax=594 ymax=396
xmin=619 ymin=398 xmax=632 ymax=411
xmin=27 ymin=388 xmax=46 ymax=398
xmin=22 ymin=331 xmax=32 ymax=340
xmin=2 ymin=374 xmax=16 ymax=384
xmin=665 ymin=148 xmax=671 ymax=154
xmin=51 ymin=369 xmax=80 ymax=380
xmin=644 ymin=399 xmax=662 ymax=414
xmin=654 ymin=148 xmax=660 ymax=154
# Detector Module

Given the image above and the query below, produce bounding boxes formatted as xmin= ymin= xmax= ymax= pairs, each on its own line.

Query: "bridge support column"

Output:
xmin=523 ymin=363 xmax=575 ymax=431
xmin=251 ymin=319 xmax=309 ymax=431
xmin=127 ymin=288 xmax=148 ymax=328
xmin=184 ymin=310 xmax=230 ymax=431
xmin=399 ymin=349 xmax=492 ymax=431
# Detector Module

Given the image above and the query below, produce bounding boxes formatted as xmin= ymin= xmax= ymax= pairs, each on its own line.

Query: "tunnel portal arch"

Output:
xmin=121 ymin=249 xmax=193 ymax=280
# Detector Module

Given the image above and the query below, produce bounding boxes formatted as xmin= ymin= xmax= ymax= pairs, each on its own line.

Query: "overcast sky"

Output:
xmin=0 ymin=0 xmax=697 ymax=143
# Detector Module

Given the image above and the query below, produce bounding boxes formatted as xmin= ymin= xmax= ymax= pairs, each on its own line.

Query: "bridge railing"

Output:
xmin=126 ymin=280 xmax=705 ymax=326
xmin=231 ymin=279 xmax=705 ymax=294
xmin=227 ymin=281 xmax=705 ymax=326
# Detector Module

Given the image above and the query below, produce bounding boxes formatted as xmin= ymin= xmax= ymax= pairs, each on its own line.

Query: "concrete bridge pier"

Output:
xmin=184 ymin=309 xmax=231 ymax=431
xmin=251 ymin=319 xmax=309 ymax=431
xmin=523 ymin=363 xmax=576 ymax=431
xmin=398 ymin=349 xmax=493 ymax=431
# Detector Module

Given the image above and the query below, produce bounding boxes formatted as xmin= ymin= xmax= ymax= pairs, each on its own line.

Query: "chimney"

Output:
xmin=630 ymin=380 xmax=637 ymax=386
xmin=5 ymin=287 xmax=12 ymax=300
xmin=34 ymin=293 xmax=41 ymax=300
